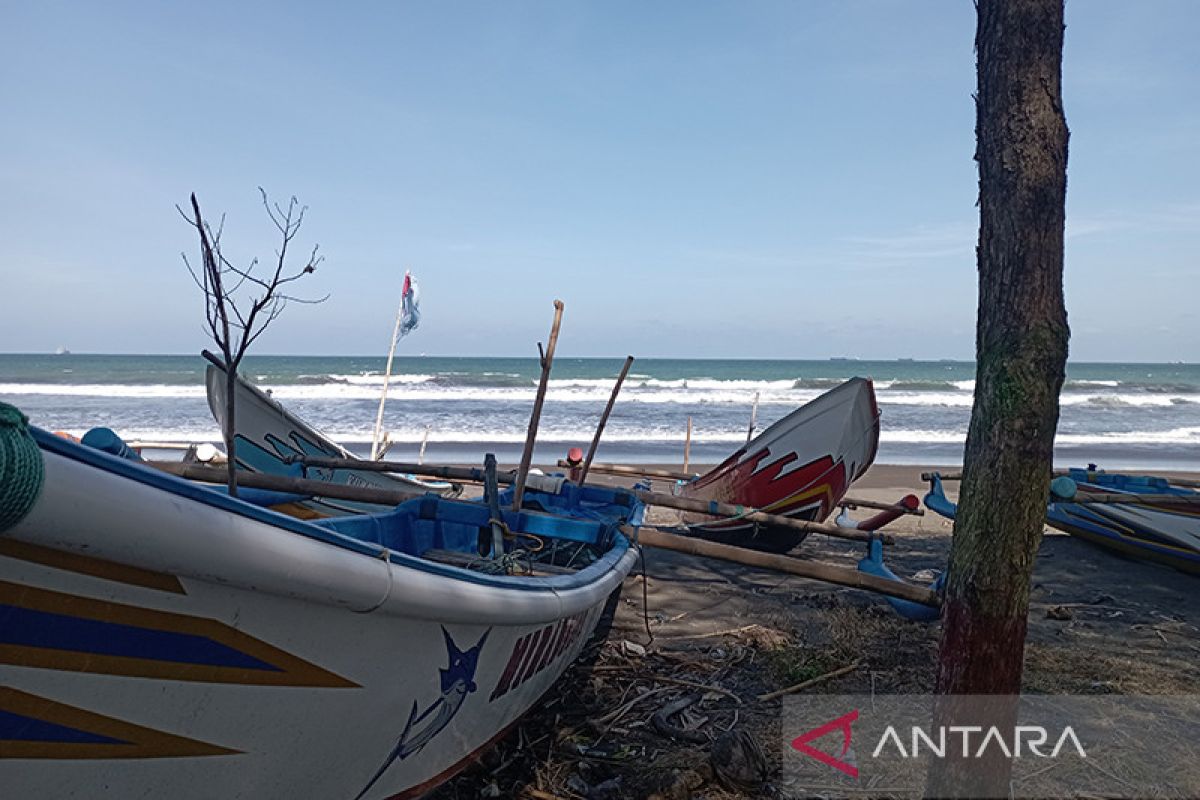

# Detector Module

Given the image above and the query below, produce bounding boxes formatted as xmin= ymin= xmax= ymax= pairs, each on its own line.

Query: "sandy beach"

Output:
xmin=430 ymin=462 xmax=1200 ymax=798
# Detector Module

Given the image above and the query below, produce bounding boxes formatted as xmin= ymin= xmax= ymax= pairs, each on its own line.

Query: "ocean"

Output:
xmin=2 ymin=354 xmax=1199 ymax=470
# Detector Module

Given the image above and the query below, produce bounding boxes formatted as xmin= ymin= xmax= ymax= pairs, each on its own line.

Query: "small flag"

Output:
xmin=399 ymin=271 xmax=421 ymax=337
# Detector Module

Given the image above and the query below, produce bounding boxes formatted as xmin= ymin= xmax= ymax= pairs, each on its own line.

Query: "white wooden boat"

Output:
xmin=0 ymin=404 xmax=639 ymax=798
xmin=678 ymin=377 xmax=880 ymax=550
xmin=204 ymin=357 xmax=461 ymax=516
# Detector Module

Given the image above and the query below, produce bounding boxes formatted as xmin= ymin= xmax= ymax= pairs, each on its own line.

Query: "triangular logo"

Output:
xmin=791 ymin=709 xmax=859 ymax=778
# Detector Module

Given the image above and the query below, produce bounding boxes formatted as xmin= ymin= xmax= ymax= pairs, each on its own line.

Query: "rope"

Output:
xmin=0 ymin=402 xmax=45 ymax=533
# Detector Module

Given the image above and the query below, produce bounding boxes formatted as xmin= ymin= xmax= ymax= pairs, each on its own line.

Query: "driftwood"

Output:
xmin=756 ymin=662 xmax=861 ymax=702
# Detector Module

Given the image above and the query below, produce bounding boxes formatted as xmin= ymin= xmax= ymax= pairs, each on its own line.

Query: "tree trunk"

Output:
xmin=928 ymin=0 xmax=1068 ymax=795
xmin=224 ymin=366 xmax=239 ymax=498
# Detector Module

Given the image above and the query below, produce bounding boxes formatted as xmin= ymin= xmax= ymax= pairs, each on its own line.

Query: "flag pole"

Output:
xmin=370 ymin=271 xmax=413 ymax=461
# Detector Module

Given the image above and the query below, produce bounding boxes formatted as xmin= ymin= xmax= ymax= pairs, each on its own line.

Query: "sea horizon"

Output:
xmin=3 ymin=353 xmax=1199 ymax=471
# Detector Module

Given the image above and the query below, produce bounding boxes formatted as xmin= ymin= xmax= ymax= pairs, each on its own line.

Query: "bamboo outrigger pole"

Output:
xmin=512 ymin=300 xmax=565 ymax=510
xmin=284 ymin=455 xmax=894 ymax=544
xmin=632 ymin=527 xmax=938 ymax=607
xmin=578 ymin=356 xmax=634 ymax=486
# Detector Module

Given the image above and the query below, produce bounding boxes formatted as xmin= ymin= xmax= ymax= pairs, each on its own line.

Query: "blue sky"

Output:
xmin=1 ymin=1 xmax=1196 ymax=360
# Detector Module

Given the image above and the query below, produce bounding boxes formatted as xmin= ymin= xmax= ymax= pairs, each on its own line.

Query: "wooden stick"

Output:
xmin=746 ymin=391 xmax=760 ymax=444
xmin=633 ymin=527 xmax=935 ymax=606
xmin=370 ymin=277 xmax=410 ymax=461
xmin=150 ymin=462 xmax=424 ymax=506
xmin=683 ymin=415 xmax=692 ymax=472
xmin=757 ymin=663 xmax=861 ymax=702
xmin=513 ymin=300 xmax=564 ymax=510
xmin=286 ymin=455 xmax=895 ymax=543
xmin=579 ymin=356 xmax=634 ymax=486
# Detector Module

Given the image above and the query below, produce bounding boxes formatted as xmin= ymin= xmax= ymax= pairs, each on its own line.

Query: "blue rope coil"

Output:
xmin=0 ymin=402 xmax=45 ymax=533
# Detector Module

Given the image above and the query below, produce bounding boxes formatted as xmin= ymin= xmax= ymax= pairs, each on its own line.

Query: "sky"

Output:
xmin=0 ymin=1 xmax=1196 ymax=361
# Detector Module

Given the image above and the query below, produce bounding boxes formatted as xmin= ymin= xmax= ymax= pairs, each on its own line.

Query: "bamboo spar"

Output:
xmin=578 ymin=356 xmax=634 ymax=486
xmin=632 ymin=527 xmax=938 ymax=607
xmin=369 ymin=277 xmax=410 ymax=461
xmin=282 ymin=455 xmax=895 ymax=544
xmin=512 ymin=300 xmax=565 ymax=510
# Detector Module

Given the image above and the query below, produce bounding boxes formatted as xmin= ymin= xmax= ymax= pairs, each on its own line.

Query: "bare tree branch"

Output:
xmin=181 ymin=189 xmax=327 ymax=496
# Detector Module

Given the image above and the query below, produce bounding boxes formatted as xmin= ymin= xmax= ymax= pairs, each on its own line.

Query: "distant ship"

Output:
xmin=55 ymin=346 xmax=71 ymax=355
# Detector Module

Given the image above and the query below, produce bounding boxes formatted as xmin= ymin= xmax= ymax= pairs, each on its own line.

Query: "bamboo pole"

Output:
xmin=513 ymin=300 xmax=565 ymax=510
xmin=285 ymin=455 xmax=894 ymax=544
xmin=370 ymin=277 xmax=410 ymax=461
xmin=150 ymin=462 xmax=424 ymax=505
xmin=578 ymin=356 xmax=634 ymax=486
xmin=632 ymin=527 xmax=936 ymax=607
xmin=683 ymin=416 xmax=692 ymax=473
xmin=746 ymin=391 xmax=760 ymax=444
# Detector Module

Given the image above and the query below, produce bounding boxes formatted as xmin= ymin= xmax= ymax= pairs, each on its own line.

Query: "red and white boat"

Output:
xmin=678 ymin=378 xmax=880 ymax=551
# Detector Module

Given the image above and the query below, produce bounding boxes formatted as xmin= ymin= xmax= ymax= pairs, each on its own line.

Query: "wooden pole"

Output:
xmin=285 ymin=455 xmax=895 ymax=543
xmin=513 ymin=300 xmax=565 ymax=510
xmin=370 ymin=276 xmax=410 ymax=461
xmin=579 ymin=356 xmax=634 ymax=486
xmin=633 ymin=528 xmax=937 ymax=607
xmin=683 ymin=416 xmax=692 ymax=473
xmin=151 ymin=462 xmax=424 ymax=506
xmin=746 ymin=391 xmax=760 ymax=444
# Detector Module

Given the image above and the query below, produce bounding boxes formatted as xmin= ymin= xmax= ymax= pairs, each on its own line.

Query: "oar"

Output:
xmin=578 ymin=355 xmax=634 ymax=486
xmin=282 ymin=455 xmax=895 ymax=544
xmin=513 ymin=300 xmax=564 ymax=510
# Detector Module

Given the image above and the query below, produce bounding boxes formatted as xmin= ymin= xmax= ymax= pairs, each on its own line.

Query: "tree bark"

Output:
xmin=928 ymin=0 xmax=1069 ymax=795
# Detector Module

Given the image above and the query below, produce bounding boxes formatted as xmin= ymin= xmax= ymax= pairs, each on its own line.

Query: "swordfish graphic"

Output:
xmin=353 ymin=627 xmax=491 ymax=800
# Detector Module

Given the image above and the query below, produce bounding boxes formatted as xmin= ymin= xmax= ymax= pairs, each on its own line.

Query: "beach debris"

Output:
xmin=651 ymin=694 xmax=708 ymax=743
xmin=620 ymin=640 xmax=647 ymax=658
xmin=710 ymin=729 xmax=769 ymax=792
xmin=1046 ymin=605 xmax=1075 ymax=621
xmin=757 ymin=662 xmax=861 ymax=702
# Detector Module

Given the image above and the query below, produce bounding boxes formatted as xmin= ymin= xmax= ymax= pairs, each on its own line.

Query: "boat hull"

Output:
xmin=1 ymin=432 xmax=636 ymax=798
xmin=205 ymin=364 xmax=460 ymax=516
xmin=678 ymin=378 xmax=880 ymax=551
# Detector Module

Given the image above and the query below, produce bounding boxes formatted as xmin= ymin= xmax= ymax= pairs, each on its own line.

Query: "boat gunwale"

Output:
xmin=27 ymin=427 xmax=633 ymax=595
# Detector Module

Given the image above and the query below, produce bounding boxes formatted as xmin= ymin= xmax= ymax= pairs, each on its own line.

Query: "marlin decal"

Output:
xmin=353 ymin=627 xmax=490 ymax=800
